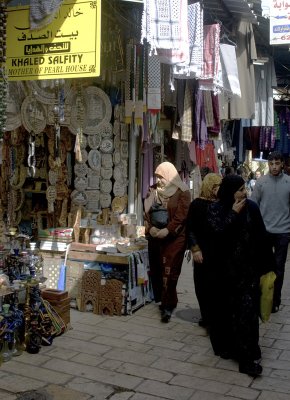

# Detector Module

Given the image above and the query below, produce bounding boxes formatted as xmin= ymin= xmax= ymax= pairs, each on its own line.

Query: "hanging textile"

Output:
xmin=141 ymin=0 xmax=189 ymax=65
xmin=30 ymin=0 xmax=64 ymax=29
xmin=195 ymin=88 xmax=208 ymax=149
xmin=198 ymin=24 xmax=221 ymax=93
xmin=147 ymin=54 xmax=161 ymax=111
xmin=219 ymin=44 xmax=241 ymax=98
xmin=195 ymin=142 xmax=218 ymax=173
xmin=229 ymin=21 xmax=257 ymax=119
xmin=173 ymin=2 xmax=204 ymax=79
xmin=251 ymin=58 xmax=277 ymax=127
xmin=181 ymin=81 xmax=193 ymax=142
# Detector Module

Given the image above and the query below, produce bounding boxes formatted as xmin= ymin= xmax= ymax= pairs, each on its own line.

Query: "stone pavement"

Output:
xmin=1 ymin=255 xmax=290 ymax=400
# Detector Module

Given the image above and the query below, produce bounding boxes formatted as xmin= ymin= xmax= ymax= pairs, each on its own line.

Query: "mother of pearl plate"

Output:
xmin=88 ymin=149 xmax=101 ymax=171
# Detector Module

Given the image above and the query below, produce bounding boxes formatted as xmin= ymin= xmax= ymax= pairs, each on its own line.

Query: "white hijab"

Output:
xmin=155 ymin=162 xmax=189 ymax=200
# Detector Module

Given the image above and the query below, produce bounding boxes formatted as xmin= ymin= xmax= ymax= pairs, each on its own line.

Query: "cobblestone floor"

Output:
xmin=0 ymin=254 xmax=290 ymax=399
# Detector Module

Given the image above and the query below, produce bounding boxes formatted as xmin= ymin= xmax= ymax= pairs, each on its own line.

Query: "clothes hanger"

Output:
xmin=220 ymin=31 xmax=237 ymax=47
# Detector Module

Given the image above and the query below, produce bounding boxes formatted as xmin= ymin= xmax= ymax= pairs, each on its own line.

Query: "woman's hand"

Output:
xmin=156 ymin=228 xmax=169 ymax=239
xmin=232 ymin=198 xmax=246 ymax=214
xmin=149 ymin=227 xmax=159 ymax=237
xmin=192 ymin=250 xmax=203 ymax=263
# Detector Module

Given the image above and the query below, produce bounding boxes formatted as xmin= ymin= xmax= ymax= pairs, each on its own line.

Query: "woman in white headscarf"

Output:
xmin=144 ymin=162 xmax=191 ymax=322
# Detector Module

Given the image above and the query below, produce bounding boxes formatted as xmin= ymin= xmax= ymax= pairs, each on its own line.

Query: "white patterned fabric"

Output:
xmin=30 ymin=0 xmax=64 ymax=29
xmin=147 ymin=54 xmax=161 ymax=110
xmin=142 ymin=0 xmax=189 ymax=65
xmin=173 ymin=2 xmax=204 ymax=79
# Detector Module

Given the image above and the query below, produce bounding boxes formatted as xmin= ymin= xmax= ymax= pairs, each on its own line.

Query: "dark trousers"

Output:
xmin=267 ymin=232 xmax=290 ymax=308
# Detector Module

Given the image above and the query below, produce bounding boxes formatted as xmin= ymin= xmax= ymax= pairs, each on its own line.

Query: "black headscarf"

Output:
xmin=217 ymin=175 xmax=245 ymax=208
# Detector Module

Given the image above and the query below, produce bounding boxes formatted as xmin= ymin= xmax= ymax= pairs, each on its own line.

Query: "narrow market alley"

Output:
xmin=0 ymin=253 xmax=289 ymax=399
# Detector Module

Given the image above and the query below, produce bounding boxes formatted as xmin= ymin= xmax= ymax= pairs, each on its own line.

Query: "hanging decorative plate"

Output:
xmin=87 ymin=174 xmax=100 ymax=189
xmin=114 ymin=135 xmax=121 ymax=149
xmin=74 ymin=176 xmax=88 ymax=192
xmin=88 ymin=149 xmax=101 ymax=171
xmin=87 ymin=133 xmax=101 ymax=150
xmin=120 ymin=141 xmax=129 ymax=159
xmin=21 ymin=96 xmax=47 ymax=134
xmin=113 ymin=181 xmax=127 ymax=197
xmin=31 ymin=79 xmax=72 ymax=105
xmin=86 ymin=190 xmax=100 ymax=202
xmin=120 ymin=123 xmax=128 ymax=141
xmin=100 ymin=192 xmax=111 ymax=208
xmin=83 ymin=86 xmax=112 ymax=134
xmin=120 ymin=160 xmax=128 ymax=178
xmin=100 ymin=179 xmax=112 ymax=194
xmin=113 ymin=121 xmax=120 ymax=136
xmin=74 ymin=162 xmax=88 ymax=178
xmin=113 ymin=150 xmax=121 ymax=165
xmin=100 ymin=138 xmax=114 ymax=154
xmin=80 ymin=149 xmax=88 ymax=164
xmin=67 ymin=86 xmax=112 ymax=135
xmin=6 ymin=82 xmax=26 ymax=131
xmin=101 ymin=153 xmax=113 ymax=167
xmin=87 ymin=167 xmax=100 ymax=177
xmin=101 ymin=167 xmax=113 ymax=180
xmin=113 ymin=165 xmax=123 ymax=181
xmin=71 ymin=190 xmax=88 ymax=206
xmin=100 ymin=123 xmax=113 ymax=138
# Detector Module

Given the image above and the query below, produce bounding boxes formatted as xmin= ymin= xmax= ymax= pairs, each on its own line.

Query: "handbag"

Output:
xmin=260 ymin=271 xmax=276 ymax=323
xmin=149 ymin=202 xmax=168 ymax=229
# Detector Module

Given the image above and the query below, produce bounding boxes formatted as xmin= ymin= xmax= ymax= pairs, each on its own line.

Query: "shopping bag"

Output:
xmin=260 ymin=271 xmax=276 ymax=322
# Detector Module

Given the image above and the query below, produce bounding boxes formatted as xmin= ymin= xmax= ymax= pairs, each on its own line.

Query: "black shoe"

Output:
xmin=219 ymin=351 xmax=232 ymax=360
xmin=239 ymin=361 xmax=263 ymax=377
xmin=198 ymin=318 xmax=209 ymax=328
xmin=161 ymin=309 xmax=172 ymax=323
xmin=272 ymin=305 xmax=279 ymax=313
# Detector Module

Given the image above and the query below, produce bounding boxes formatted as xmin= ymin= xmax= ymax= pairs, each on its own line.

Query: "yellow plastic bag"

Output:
xmin=260 ymin=271 xmax=276 ymax=322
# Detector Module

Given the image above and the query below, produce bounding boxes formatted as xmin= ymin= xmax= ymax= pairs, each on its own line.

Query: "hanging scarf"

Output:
xmin=142 ymin=0 xmax=189 ymax=65
xmin=30 ymin=0 xmax=64 ymax=30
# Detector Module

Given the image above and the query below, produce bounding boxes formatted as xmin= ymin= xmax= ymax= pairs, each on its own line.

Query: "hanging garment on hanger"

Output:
xmin=219 ymin=44 xmax=241 ymax=98
xmin=198 ymin=24 xmax=221 ymax=93
xmin=30 ymin=0 xmax=63 ymax=29
xmin=142 ymin=0 xmax=189 ymax=65
xmin=251 ymin=58 xmax=277 ymax=127
xmin=173 ymin=2 xmax=204 ymax=79
xmin=230 ymin=21 xmax=257 ymax=119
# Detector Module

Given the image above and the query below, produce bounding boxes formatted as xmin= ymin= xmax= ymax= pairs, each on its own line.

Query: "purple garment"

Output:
xmin=195 ymin=89 xmax=208 ymax=149
xmin=208 ymin=93 xmax=220 ymax=134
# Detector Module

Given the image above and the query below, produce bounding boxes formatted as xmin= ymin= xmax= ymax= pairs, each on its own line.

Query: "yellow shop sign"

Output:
xmin=6 ymin=0 xmax=101 ymax=80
